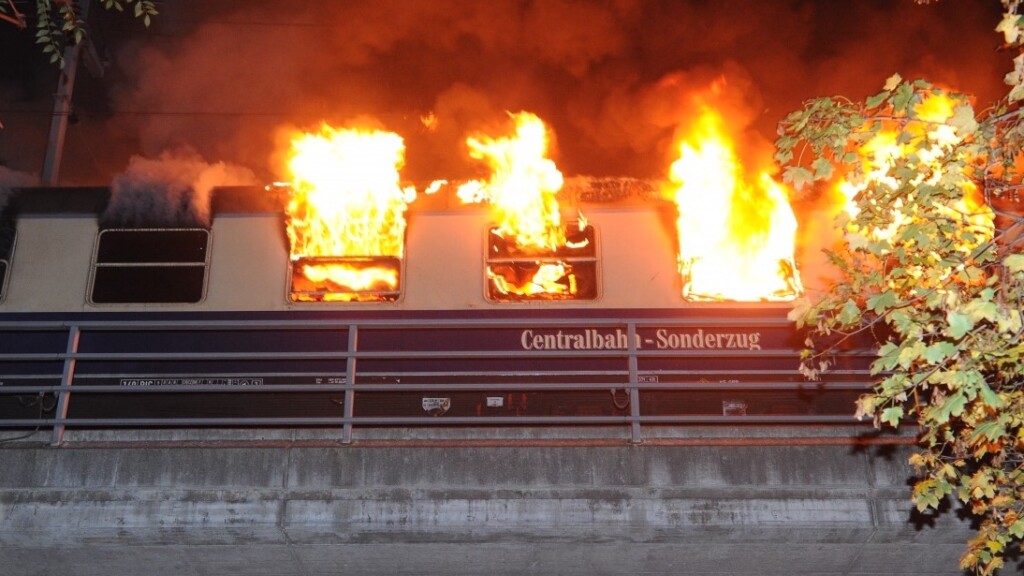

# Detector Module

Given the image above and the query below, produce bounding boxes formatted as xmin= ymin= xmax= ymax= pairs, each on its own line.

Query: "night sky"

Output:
xmin=0 ymin=0 xmax=1012 ymax=185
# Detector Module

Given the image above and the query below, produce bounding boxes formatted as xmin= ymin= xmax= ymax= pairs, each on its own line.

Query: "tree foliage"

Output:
xmin=0 ymin=0 xmax=157 ymax=66
xmin=777 ymin=2 xmax=1024 ymax=573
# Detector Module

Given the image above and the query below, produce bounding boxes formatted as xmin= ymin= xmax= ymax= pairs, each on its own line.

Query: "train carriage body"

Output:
xmin=0 ymin=186 xmax=871 ymax=441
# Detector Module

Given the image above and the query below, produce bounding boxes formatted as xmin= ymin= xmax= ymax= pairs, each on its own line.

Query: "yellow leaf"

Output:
xmin=883 ymin=73 xmax=903 ymax=91
xmin=996 ymin=11 xmax=1022 ymax=44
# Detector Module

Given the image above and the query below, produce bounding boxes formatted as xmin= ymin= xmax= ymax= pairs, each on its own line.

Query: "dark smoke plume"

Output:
xmin=85 ymin=0 xmax=1006 ymax=185
xmin=0 ymin=0 xmax=1011 ymax=286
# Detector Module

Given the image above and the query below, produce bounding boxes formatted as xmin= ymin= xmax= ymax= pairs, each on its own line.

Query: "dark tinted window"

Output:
xmin=90 ymin=229 xmax=209 ymax=304
xmin=96 ymin=229 xmax=207 ymax=263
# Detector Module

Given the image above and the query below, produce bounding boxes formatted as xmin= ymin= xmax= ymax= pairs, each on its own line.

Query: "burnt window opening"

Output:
xmin=485 ymin=221 xmax=598 ymax=302
xmin=679 ymin=256 xmax=803 ymax=302
xmin=289 ymin=255 xmax=403 ymax=303
xmin=89 ymin=228 xmax=210 ymax=304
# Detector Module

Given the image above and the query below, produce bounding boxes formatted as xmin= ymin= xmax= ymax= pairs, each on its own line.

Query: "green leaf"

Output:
xmin=872 ymin=342 xmax=900 ymax=374
xmin=964 ymin=299 xmax=998 ymax=324
xmin=866 ymin=90 xmax=889 ymax=109
xmin=940 ymin=391 xmax=968 ymax=420
xmin=923 ymin=341 xmax=956 ymax=364
xmin=898 ymin=340 xmax=925 ymax=369
xmin=1009 ymin=520 xmax=1024 ymax=540
xmin=838 ymin=299 xmax=861 ymax=325
xmin=979 ymin=383 xmax=1005 ymax=409
xmin=812 ymin=157 xmax=835 ymax=180
xmin=892 ymin=82 xmax=916 ymax=112
xmin=971 ymin=420 xmax=1006 ymax=443
xmin=866 ymin=290 xmax=896 ymax=313
xmin=997 ymin=309 xmax=1023 ymax=334
xmin=949 ymin=104 xmax=978 ymax=136
xmin=946 ymin=311 xmax=973 ymax=340
xmin=881 ymin=406 xmax=904 ymax=427
xmin=783 ymin=166 xmax=814 ymax=191
xmin=1005 ymin=253 xmax=1024 ymax=272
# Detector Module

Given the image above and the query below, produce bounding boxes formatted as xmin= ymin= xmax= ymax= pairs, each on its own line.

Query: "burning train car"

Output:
xmin=0 ymin=116 xmax=869 ymax=443
xmin=0 ymin=180 xmax=871 ymax=443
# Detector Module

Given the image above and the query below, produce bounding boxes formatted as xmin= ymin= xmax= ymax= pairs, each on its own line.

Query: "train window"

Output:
xmin=89 ymin=228 xmax=210 ymax=304
xmin=0 ymin=220 xmax=13 ymax=302
xmin=484 ymin=220 xmax=598 ymax=302
xmin=289 ymin=256 xmax=403 ymax=302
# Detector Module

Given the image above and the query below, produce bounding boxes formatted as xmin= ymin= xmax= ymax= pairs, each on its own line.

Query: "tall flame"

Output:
xmin=284 ymin=124 xmax=416 ymax=301
xmin=458 ymin=112 xmax=566 ymax=252
xmin=457 ymin=112 xmax=593 ymax=300
xmin=669 ymin=107 xmax=802 ymax=301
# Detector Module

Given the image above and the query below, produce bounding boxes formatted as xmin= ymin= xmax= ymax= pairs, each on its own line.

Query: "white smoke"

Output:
xmin=102 ymin=149 xmax=257 ymax=228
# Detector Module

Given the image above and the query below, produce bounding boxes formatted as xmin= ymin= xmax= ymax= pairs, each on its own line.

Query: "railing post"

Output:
xmin=50 ymin=325 xmax=80 ymax=446
xmin=627 ymin=322 xmax=642 ymax=444
xmin=342 ymin=324 xmax=358 ymax=444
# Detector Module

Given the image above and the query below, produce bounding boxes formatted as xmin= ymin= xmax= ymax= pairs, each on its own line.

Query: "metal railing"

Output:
xmin=0 ymin=316 xmax=876 ymax=446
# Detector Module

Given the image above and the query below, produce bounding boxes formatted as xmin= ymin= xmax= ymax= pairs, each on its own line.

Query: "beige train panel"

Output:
xmin=0 ymin=203 xmax=784 ymax=313
xmin=402 ymin=209 xmax=491 ymax=310
xmin=203 ymin=214 xmax=290 ymax=311
xmin=3 ymin=216 xmax=96 ymax=312
xmin=585 ymin=207 xmax=681 ymax=309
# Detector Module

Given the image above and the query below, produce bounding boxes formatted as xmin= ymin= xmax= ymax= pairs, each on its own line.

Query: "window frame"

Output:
xmin=87 ymin=227 xmax=212 ymax=305
xmin=286 ymin=254 xmax=406 ymax=304
xmin=482 ymin=219 xmax=600 ymax=303
xmin=0 ymin=228 xmax=15 ymax=304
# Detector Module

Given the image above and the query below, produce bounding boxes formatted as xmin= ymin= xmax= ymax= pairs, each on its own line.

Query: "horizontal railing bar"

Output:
xmin=64 ymin=370 xmax=632 ymax=379
xmin=0 ymin=348 xmax=815 ymax=360
xmin=0 ymin=385 xmax=350 ymax=393
xmin=1 ymin=348 xmax=816 ymax=362
xmin=0 ymin=414 xmax=862 ymax=428
xmin=0 ymin=380 xmax=872 ymax=394
xmin=0 ymin=315 xmax=799 ymax=331
xmin=94 ymin=262 xmax=205 ymax=268
xmin=4 ymin=369 xmax=871 ymax=381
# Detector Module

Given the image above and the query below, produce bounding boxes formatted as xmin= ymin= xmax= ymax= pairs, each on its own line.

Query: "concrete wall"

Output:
xmin=0 ymin=428 xmax=982 ymax=576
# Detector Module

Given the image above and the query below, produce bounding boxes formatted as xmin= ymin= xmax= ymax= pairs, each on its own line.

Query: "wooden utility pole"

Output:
xmin=41 ymin=0 xmax=105 ymax=185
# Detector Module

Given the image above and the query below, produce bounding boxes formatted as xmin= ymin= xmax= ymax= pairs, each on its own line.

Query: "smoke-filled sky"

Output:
xmin=0 ymin=0 xmax=1011 ymax=185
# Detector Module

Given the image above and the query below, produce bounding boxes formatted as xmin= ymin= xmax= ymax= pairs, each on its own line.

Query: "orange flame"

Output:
xmin=458 ymin=112 xmax=594 ymax=300
xmin=669 ymin=107 xmax=802 ymax=301
xmin=284 ymin=124 xmax=415 ymax=301
xmin=458 ymin=112 xmax=566 ymax=252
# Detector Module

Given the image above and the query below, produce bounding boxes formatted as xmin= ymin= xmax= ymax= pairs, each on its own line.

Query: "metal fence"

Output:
xmin=0 ymin=315 xmax=876 ymax=446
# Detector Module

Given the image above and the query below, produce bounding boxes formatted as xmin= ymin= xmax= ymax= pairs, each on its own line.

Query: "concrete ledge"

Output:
xmin=0 ymin=429 xmax=978 ymax=575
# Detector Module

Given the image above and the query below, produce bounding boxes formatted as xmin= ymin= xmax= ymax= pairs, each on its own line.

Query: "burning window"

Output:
xmin=485 ymin=219 xmax=598 ymax=302
xmin=282 ymin=125 xmax=415 ymax=303
xmin=459 ymin=112 xmax=598 ymax=302
xmin=668 ymin=106 xmax=802 ymax=301
xmin=89 ymin=228 xmax=210 ymax=304
xmin=289 ymin=255 xmax=403 ymax=302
